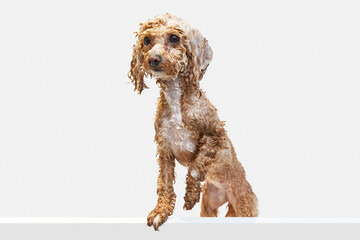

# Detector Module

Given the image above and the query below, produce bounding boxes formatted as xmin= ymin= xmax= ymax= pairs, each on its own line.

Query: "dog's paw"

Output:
xmin=183 ymin=199 xmax=197 ymax=210
xmin=147 ymin=209 xmax=168 ymax=231
xmin=183 ymin=190 xmax=201 ymax=211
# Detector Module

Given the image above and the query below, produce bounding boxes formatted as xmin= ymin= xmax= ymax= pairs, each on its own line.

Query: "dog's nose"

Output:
xmin=148 ymin=55 xmax=162 ymax=67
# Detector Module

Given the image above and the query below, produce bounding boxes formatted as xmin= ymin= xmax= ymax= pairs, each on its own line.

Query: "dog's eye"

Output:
xmin=143 ymin=37 xmax=151 ymax=45
xmin=169 ymin=35 xmax=180 ymax=44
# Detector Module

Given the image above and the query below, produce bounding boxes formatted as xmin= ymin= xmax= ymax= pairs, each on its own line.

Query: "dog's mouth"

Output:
xmin=151 ymin=68 xmax=163 ymax=72
xmin=149 ymin=68 xmax=166 ymax=77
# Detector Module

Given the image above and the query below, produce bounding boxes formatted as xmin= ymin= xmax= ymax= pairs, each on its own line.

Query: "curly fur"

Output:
xmin=129 ymin=13 xmax=258 ymax=230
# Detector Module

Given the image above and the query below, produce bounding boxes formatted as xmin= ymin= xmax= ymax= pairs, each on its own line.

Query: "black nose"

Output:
xmin=148 ymin=55 xmax=162 ymax=67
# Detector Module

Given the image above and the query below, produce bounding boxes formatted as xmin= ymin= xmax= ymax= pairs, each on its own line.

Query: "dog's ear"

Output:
xmin=128 ymin=39 xmax=148 ymax=94
xmin=184 ymin=29 xmax=213 ymax=90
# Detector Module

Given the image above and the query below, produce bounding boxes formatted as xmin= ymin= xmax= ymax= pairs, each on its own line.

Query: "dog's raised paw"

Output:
xmin=183 ymin=200 xmax=196 ymax=210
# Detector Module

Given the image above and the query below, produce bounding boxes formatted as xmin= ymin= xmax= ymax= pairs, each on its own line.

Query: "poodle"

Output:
xmin=128 ymin=13 xmax=258 ymax=230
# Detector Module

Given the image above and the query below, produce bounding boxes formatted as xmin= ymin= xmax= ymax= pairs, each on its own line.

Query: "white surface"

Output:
xmin=0 ymin=0 xmax=360 ymax=218
xmin=0 ymin=221 xmax=359 ymax=240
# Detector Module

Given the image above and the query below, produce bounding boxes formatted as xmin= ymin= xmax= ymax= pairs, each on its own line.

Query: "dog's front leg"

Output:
xmin=188 ymin=135 xmax=223 ymax=182
xmin=147 ymin=148 xmax=176 ymax=231
xmin=183 ymin=170 xmax=202 ymax=210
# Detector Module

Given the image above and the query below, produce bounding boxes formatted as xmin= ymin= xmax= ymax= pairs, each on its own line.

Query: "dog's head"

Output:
xmin=128 ymin=13 xmax=213 ymax=94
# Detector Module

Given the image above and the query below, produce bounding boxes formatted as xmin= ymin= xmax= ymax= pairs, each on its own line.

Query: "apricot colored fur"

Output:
xmin=129 ymin=13 xmax=258 ymax=231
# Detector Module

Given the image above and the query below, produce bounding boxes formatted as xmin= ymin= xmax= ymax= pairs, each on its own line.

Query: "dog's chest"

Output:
xmin=161 ymin=80 xmax=196 ymax=160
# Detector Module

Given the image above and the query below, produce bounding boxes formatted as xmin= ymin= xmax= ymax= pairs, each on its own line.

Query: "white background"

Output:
xmin=0 ymin=0 xmax=359 ymax=218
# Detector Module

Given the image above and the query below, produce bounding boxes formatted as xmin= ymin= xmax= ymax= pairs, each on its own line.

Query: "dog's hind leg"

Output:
xmin=200 ymin=181 xmax=227 ymax=217
xmin=225 ymin=203 xmax=236 ymax=217
xmin=225 ymin=180 xmax=258 ymax=217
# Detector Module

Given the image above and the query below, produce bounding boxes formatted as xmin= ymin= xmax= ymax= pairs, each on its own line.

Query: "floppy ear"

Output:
xmin=128 ymin=41 xmax=148 ymax=94
xmin=184 ymin=29 xmax=213 ymax=90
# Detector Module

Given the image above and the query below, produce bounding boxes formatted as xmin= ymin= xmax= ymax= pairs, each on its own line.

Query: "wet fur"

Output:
xmin=129 ymin=13 xmax=258 ymax=230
